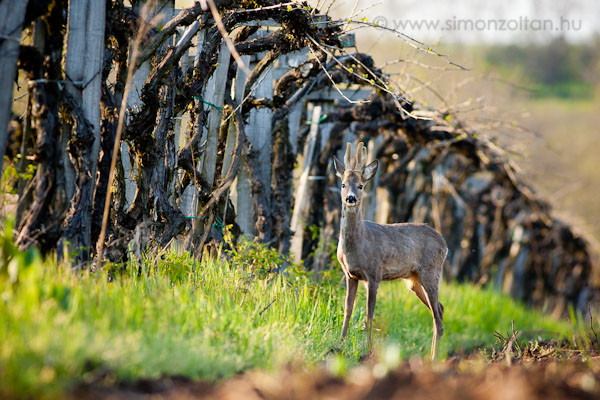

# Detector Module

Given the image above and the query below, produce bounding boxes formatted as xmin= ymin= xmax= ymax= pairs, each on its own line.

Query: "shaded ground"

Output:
xmin=72 ymin=341 xmax=600 ymax=400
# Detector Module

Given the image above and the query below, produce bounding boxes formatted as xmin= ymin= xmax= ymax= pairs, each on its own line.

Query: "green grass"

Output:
xmin=0 ymin=241 xmax=573 ymax=398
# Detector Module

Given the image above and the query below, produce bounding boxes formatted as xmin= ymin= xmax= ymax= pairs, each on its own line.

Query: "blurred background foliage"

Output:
xmin=484 ymin=36 xmax=600 ymax=99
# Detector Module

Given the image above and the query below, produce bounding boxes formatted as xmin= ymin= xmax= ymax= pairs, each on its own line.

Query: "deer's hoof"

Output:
xmin=358 ymin=350 xmax=375 ymax=362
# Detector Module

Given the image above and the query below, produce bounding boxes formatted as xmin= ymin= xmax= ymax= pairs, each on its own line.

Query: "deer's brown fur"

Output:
xmin=333 ymin=142 xmax=448 ymax=360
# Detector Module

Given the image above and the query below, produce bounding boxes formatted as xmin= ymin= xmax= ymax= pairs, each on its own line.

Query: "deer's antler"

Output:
xmin=343 ymin=142 xmax=352 ymax=168
xmin=354 ymin=141 xmax=367 ymax=171
xmin=342 ymin=141 xmax=368 ymax=171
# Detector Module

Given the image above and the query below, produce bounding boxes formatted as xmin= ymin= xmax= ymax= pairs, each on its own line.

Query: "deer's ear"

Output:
xmin=363 ymin=160 xmax=378 ymax=181
xmin=333 ymin=156 xmax=345 ymax=178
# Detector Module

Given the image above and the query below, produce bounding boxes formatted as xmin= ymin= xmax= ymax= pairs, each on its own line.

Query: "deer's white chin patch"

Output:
xmin=344 ymin=202 xmax=359 ymax=209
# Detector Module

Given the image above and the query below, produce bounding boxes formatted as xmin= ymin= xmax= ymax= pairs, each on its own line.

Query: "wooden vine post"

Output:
xmin=3 ymin=1 xmax=595 ymax=313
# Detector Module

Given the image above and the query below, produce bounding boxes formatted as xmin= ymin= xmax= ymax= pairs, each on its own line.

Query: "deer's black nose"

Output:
xmin=346 ymin=195 xmax=356 ymax=204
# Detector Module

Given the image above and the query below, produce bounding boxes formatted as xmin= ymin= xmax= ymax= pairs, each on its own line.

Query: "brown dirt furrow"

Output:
xmin=72 ymin=356 xmax=600 ymax=400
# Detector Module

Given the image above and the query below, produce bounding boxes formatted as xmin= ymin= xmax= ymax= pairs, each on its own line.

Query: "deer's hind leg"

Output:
xmin=364 ymin=279 xmax=379 ymax=351
xmin=405 ymin=274 xmax=432 ymax=312
xmin=407 ymin=272 xmax=444 ymax=361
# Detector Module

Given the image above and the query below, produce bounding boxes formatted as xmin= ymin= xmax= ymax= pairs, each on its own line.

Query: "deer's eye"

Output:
xmin=357 ymin=185 xmax=364 ymax=190
xmin=341 ymin=184 xmax=346 ymax=188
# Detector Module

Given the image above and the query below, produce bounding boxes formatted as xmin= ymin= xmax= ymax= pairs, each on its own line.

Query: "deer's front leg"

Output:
xmin=341 ymin=276 xmax=359 ymax=340
xmin=365 ymin=280 xmax=379 ymax=350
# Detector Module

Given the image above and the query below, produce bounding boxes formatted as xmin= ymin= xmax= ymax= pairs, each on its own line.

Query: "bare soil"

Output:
xmin=72 ymin=341 xmax=600 ymax=400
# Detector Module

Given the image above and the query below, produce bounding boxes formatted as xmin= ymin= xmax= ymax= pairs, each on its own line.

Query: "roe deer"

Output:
xmin=333 ymin=142 xmax=448 ymax=360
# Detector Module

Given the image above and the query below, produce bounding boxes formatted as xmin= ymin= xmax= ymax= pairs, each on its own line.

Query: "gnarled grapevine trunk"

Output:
xmin=15 ymin=2 xmax=67 ymax=253
xmin=5 ymin=0 xmax=597 ymax=314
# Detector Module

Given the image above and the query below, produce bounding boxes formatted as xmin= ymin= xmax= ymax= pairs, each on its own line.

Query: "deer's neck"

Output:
xmin=340 ymin=206 xmax=364 ymax=247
